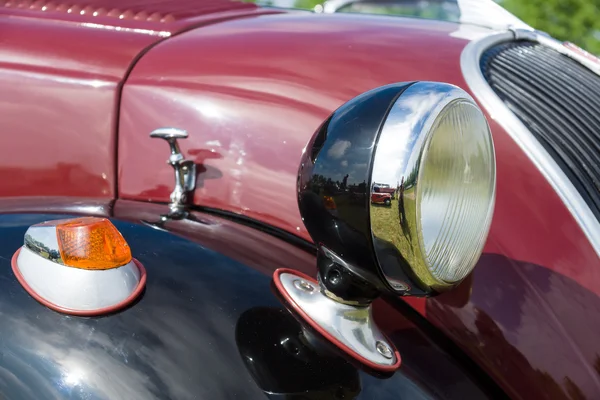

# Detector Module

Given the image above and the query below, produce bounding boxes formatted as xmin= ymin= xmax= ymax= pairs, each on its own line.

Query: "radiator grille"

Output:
xmin=481 ymin=41 xmax=600 ymax=219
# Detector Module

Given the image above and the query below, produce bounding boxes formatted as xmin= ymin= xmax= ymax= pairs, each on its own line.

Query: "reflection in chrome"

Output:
xmin=235 ymin=307 xmax=362 ymax=398
xmin=14 ymin=219 xmax=142 ymax=313
xmin=370 ymin=82 xmax=495 ymax=292
xmin=511 ymin=29 xmax=600 ymax=76
xmin=278 ymin=272 xmax=397 ymax=367
xmin=461 ymin=30 xmax=600 ymax=257
xmin=23 ymin=222 xmax=62 ymax=263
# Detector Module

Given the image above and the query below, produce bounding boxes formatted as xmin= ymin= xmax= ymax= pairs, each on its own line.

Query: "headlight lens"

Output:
xmin=417 ymin=100 xmax=495 ymax=283
xmin=370 ymin=82 xmax=496 ymax=293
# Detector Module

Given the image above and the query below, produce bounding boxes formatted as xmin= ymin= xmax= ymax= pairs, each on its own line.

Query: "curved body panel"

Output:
xmin=1 ymin=3 xmax=599 ymax=398
xmin=118 ymin=14 xmax=481 ymax=235
xmin=0 ymin=16 xmax=149 ymax=198
xmin=118 ymin=13 xmax=600 ymax=399
xmin=0 ymin=205 xmax=491 ymax=399
xmin=0 ymin=0 xmax=270 ymax=199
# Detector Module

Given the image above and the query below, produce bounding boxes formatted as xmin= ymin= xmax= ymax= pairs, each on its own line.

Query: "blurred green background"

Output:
xmin=247 ymin=0 xmax=600 ymax=55
xmin=502 ymin=0 xmax=600 ymax=54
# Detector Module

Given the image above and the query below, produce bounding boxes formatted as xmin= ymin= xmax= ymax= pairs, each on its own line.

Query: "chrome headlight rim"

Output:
xmin=370 ymin=81 xmax=496 ymax=293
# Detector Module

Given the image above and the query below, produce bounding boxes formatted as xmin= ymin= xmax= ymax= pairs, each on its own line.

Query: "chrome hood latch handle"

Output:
xmin=150 ymin=128 xmax=197 ymax=218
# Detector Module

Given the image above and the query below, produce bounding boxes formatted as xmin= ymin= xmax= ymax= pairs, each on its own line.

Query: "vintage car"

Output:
xmin=373 ymin=183 xmax=396 ymax=199
xmin=371 ymin=191 xmax=392 ymax=206
xmin=0 ymin=0 xmax=599 ymax=399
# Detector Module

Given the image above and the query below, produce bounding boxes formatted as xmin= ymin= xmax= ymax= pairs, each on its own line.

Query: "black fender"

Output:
xmin=0 ymin=203 xmax=499 ymax=399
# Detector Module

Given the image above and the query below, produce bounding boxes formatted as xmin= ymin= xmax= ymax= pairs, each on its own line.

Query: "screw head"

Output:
xmin=376 ymin=340 xmax=393 ymax=359
xmin=293 ymin=279 xmax=315 ymax=293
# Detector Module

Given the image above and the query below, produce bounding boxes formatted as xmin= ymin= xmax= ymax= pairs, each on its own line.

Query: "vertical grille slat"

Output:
xmin=492 ymin=63 xmax=600 ymax=152
xmin=481 ymin=41 xmax=600 ymax=218
xmin=493 ymin=55 xmax=600 ymax=136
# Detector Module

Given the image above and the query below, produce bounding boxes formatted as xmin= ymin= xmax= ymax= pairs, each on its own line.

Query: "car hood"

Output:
xmin=118 ymin=13 xmax=494 ymax=239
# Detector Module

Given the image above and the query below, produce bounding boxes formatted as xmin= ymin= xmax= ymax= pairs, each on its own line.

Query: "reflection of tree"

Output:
xmin=356 ymin=180 xmax=366 ymax=193
xmin=310 ymin=174 xmax=367 ymax=197
xmin=430 ymin=302 xmax=588 ymax=400
xmin=310 ymin=174 xmax=336 ymax=195
xmin=564 ymin=377 xmax=586 ymax=400
xmin=398 ymin=176 xmax=406 ymax=227
xmin=428 ymin=255 xmax=597 ymax=400
xmin=503 ymin=0 xmax=600 ymax=55
xmin=404 ymin=168 xmax=417 ymax=189
xmin=24 ymin=234 xmax=62 ymax=263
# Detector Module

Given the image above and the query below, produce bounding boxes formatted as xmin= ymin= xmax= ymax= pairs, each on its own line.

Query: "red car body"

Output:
xmin=371 ymin=192 xmax=392 ymax=206
xmin=373 ymin=183 xmax=396 ymax=199
xmin=1 ymin=1 xmax=599 ymax=398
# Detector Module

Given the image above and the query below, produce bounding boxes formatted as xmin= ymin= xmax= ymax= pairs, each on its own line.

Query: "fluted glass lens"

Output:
xmin=417 ymin=100 xmax=495 ymax=283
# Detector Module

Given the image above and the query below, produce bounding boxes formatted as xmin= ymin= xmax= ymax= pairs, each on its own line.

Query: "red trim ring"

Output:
xmin=11 ymin=247 xmax=147 ymax=317
xmin=273 ymin=268 xmax=401 ymax=372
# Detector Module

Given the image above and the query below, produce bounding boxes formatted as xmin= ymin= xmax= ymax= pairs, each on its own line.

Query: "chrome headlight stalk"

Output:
xmin=274 ymin=81 xmax=496 ymax=372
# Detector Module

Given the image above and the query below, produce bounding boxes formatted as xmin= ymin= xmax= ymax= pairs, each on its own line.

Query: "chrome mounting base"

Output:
xmin=273 ymin=268 xmax=400 ymax=372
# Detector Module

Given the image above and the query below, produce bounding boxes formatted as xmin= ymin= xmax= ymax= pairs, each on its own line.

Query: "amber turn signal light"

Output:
xmin=57 ymin=217 xmax=132 ymax=270
xmin=13 ymin=216 xmax=145 ymax=316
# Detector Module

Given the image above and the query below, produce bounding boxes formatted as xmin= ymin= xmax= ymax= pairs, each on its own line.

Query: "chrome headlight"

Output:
xmin=298 ymin=81 xmax=496 ymax=299
xmin=281 ymin=81 xmax=495 ymax=372
xmin=371 ymin=82 xmax=495 ymax=292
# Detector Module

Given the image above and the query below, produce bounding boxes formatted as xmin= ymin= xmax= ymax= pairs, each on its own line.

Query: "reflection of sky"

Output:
xmin=312 ymin=103 xmax=374 ymax=185
xmin=372 ymin=87 xmax=453 ymax=187
xmin=318 ymin=138 xmax=363 ymax=182
xmin=372 ymin=117 xmax=412 ymax=187
xmin=311 ymin=86 xmax=461 ymax=187
xmin=327 ymin=139 xmax=352 ymax=159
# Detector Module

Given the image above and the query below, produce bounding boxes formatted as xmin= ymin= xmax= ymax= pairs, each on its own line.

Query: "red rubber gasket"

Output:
xmin=273 ymin=268 xmax=401 ymax=372
xmin=12 ymin=247 xmax=147 ymax=317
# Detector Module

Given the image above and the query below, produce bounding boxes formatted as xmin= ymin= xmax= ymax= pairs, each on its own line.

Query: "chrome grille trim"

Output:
xmin=461 ymin=30 xmax=600 ymax=257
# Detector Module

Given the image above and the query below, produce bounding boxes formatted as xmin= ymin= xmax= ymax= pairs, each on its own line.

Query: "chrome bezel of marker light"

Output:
xmin=370 ymin=82 xmax=496 ymax=292
xmin=13 ymin=218 xmax=145 ymax=315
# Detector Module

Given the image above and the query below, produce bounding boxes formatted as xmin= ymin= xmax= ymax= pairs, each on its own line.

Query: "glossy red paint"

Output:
xmin=0 ymin=0 xmax=273 ymax=200
xmin=373 ymin=184 xmax=396 ymax=198
xmin=1 ymin=1 xmax=598 ymax=397
xmin=0 ymin=0 xmax=258 ymax=33
xmin=119 ymin=14 xmax=475 ymax=234
xmin=0 ymin=197 xmax=111 ymax=216
xmin=427 ymin=114 xmax=600 ymax=399
xmin=0 ymin=17 xmax=141 ymax=199
xmin=371 ymin=192 xmax=391 ymax=205
xmin=118 ymin=13 xmax=600 ymax=399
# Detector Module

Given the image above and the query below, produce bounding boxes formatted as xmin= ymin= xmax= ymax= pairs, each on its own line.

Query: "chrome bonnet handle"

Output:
xmin=150 ymin=128 xmax=197 ymax=218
